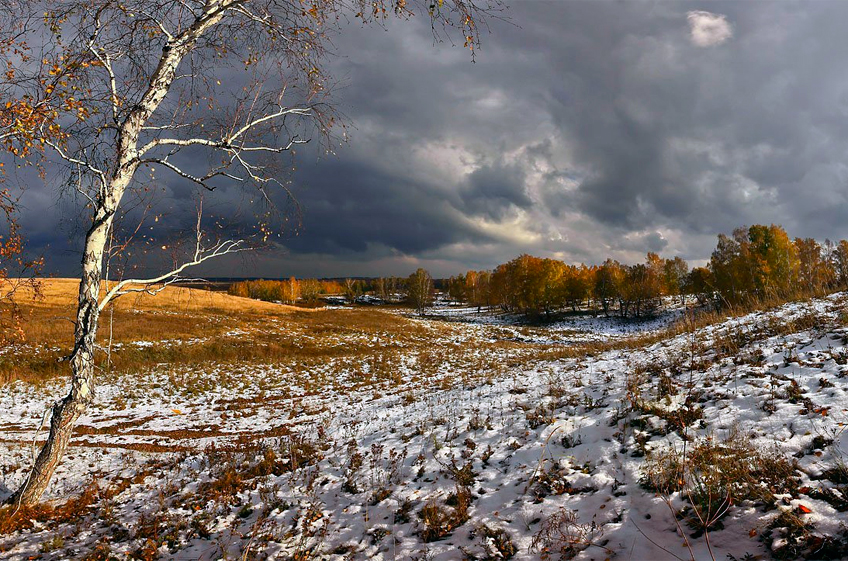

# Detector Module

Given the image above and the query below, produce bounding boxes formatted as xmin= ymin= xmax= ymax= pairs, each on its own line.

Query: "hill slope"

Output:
xmin=2 ymin=291 xmax=848 ymax=559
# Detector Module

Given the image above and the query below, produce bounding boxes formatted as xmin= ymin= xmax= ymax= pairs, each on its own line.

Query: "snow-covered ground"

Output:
xmin=2 ymin=295 xmax=848 ymax=559
xmin=415 ymin=297 xmax=687 ymax=345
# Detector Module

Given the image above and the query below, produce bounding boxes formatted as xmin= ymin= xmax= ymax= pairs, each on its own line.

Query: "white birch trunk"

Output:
xmin=9 ymin=1 xmax=228 ymax=505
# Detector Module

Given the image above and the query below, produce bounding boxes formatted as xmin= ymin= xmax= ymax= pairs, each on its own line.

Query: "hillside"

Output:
xmin=1 ymin=284 xmax=848 ymax=559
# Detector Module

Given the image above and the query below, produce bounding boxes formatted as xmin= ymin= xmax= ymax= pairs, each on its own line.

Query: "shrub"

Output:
xmin=474 ymin=524 xmax=517 ymax=559
xmin=419 ymin=485 xmax=472 ymax=542
xmin=643 ymin=432 xmax=799 ymax=535
xmin=529 ymin=508 xmax=601 ymax=560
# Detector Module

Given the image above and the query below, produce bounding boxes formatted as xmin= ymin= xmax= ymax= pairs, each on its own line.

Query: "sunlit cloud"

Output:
xmin=687 ymin=10 xmax=733 ymax=47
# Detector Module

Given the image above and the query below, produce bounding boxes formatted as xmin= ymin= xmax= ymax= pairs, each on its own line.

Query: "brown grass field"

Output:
xmin=5 ymin=277 xmax=309 ymax=340
xmin=1 ymin=278 xmax=556 ymax=388
xmin=1 ymin=278 xmax=774 ymax=389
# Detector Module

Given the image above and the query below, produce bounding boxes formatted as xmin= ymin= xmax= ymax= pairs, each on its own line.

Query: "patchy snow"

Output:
xmin=2 ymin=295 xmax=848 ymax=559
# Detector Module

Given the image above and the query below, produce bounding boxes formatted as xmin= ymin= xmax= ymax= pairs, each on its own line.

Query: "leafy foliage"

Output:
xmin=448 ymin=224 xmax=848 ymax=318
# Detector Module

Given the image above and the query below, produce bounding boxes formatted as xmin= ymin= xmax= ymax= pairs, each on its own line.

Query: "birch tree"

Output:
xmin=406 ymin=267 xmax=433 ymax=315
xmin=0 ymin=0 xmax=496 ymax=506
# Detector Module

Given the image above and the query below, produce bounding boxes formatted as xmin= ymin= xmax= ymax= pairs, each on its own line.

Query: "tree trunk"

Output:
xmin=7 ymin=3 xmax=235 ymax=505
xmin=8 ymin=212 xmax=112 ymax=505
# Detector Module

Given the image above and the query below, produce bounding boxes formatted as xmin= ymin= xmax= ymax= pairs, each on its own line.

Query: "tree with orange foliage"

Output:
xmin=710 ymin=225 xmax=800 ymax=304
xmin=563 ymin=265 xmax=591 ymax=312
xmin=594 ymin=259 xmax=624 ymax=317
xmin=406 ymin=267 xmax=434 ymax=315
xmin=463 ymin=269 xmax=491 ymax=311
xmin=663 ymin=256 xmax=688 ymax=305
xmin=834 ymin=241 xmax=848 ymax=289
xmin=795 ymin=237 xmax=832 ymax=294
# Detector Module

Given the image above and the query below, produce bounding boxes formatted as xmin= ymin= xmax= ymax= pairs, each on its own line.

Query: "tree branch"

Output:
xmin=98 ymin=238 xmax=247 ymax=312
xmin=136 ymin=106 xmax=312 ymax=158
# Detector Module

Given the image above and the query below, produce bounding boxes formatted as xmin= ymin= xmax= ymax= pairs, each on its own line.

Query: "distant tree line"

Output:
xmin=446 ymin=224 xmax=848 ymax=318
xmin=228 ymin=278 xmax=345 ymax=305
xmin=227 ymin=276 xmax=411 ymax=306
xmin=447 ymin=253 xmax=683 ymax=318
xmin=227 ymin=224 xmax=848 ymax=317
xmin=227 ymin=270 xmax=436 ymax=314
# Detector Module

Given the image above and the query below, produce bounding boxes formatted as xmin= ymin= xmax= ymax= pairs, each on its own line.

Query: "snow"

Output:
xmin=2 ymin=295 xmax=848 ymax=559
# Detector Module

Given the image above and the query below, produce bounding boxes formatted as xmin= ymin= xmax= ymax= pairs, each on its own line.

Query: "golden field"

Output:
xmin=0 ymin=278 xmax=549 ymax=387
xmin=1 ymin=278 xmax=308 ymax=355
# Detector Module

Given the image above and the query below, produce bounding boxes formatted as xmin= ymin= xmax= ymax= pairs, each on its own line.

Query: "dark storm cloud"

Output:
xmin=284 ymin=156 xmax=493 ymax=255
xmin=527 ymin=1 xmax=848 ymax=242
xmin=15 ymin=0 xmax=848 ymax=277
xmin=460 ymin=162 xmax=531 ymax=220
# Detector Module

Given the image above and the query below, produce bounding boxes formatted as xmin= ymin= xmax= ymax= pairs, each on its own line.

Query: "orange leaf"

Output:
xmin=798 ymin=505 xmax=812 ymax=514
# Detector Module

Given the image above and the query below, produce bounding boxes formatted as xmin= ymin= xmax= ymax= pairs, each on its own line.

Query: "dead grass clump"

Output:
xmin=712 ymin=327 xmax=749 ymax=359
xmin=419 ymin=485 xmax=472 ymax=542
xmin=643 ymin=434 xmax=800 ymax=536
xmin=132 ymin=509 xmax=188 ymax=560
xmin=821 ymin=461 xmax=848 ymax=485
xmin=526 ymin=403 xmax=556 ymax=429
xmin=473 ymin=524 xmax=517 ymax=559
xmin=788 ymin=310 xmax=827 ymax=334
xmin=80 ymin=539 xmax=114 ymax=561
xmin=441 ymin=458 xmax=476 ymax=487
xmin=641 ymin=446 xmax=685 ymax=494
xmin=529 ymin=508 xmax=602 ymax=560
xmin=637 ymin=401 xmax=704 ymax=436
xmin=198 ymin=434 xmax=325 ymax=503
xmin=766 ymin=509 xmax=848 ymax=560
xmin=531 ymin=461 xmax=596 ymax=501
xmin=0 ymin=478 xmax=103 ymax=534
xmin=0 ymin=351 xmax=66 ymax=384
xmin=199 ymin=463 xmax=248 ymax=502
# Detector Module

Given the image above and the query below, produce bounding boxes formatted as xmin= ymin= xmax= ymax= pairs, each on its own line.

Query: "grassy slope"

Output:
xmin=2 ymin=279 xmax=441 ymax=384
xmin=3 ymin=283 xmax=848 ymax=559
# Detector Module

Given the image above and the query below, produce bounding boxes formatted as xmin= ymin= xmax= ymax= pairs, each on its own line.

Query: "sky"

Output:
xmin=13 ymin=1 xmax=848 ymax=279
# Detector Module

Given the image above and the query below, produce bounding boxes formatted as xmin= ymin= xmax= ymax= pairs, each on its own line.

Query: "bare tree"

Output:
xmin=405 ymin=267 xmax=433 ymax=315
xmin=0 ymin=0 xmax=497 ymax=505
xmin=299 ymin=278 xmax=322 ymax=305
xmin=343 ymin=277 xmax=363 ymax=303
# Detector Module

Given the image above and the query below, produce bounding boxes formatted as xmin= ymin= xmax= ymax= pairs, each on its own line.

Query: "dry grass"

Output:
xmin=6 ymin=278 xmax=828 ymax=395
xmin=0 ymin=279 xmax=534 ymax=389
xmin=5 ymin=278 xmax=304 ymax=313
xmin=0 ymin=279 xmax=402 ymax=384
xmin=0 ymin=475 xmax=127 ymax=535
xmin=3 ymin=278 xmax=307 ymax=344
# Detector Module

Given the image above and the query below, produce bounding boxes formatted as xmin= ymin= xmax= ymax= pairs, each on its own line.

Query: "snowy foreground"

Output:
xmin=3 ymin=297 xmax=848 ymax=559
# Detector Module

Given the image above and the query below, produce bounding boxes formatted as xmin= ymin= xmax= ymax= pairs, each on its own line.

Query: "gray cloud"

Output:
xmin=12 ymin=0 xmax=848 ymax=278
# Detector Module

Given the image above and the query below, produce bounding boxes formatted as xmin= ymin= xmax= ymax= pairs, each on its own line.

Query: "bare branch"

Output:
xmin=137 ymin=106 xmax=312 ymax=158
xmin=44 ymin=140 xmax=108 ymax=193
xmin=98 ymin=238 xmax=247 ymax=312
xmin=84 ymin=11 xmax=121 ymax=123
xmin=138 ymin=157 xmax=231 ymax=191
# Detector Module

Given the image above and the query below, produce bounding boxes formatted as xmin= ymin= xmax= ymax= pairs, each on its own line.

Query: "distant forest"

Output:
xmin=230 ymin=224 xmax=848 ymax=318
